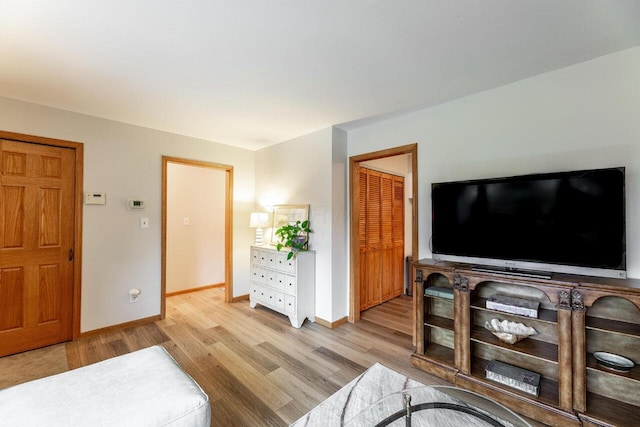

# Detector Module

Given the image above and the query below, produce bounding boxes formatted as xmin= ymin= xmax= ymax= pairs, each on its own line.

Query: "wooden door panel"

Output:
xmin=1 ymin=186 xmax=25 ymax=248
xmin=0 ymin=139 xmax=75 ymax=357
xmin=41 ymin=155 xmax=62 ymax=178
xmin=392 ymin=176 xmax=405 ymax=297
xmin=393 ymin=244 xmax=405 ymax=296
xmin=359 ymin=247 xmax=368 ymax=311
xmin=380 ymin=172 xmax=395 ymax=302
xmin=366 ymin=171 xmax=381 ymax=248
xmin=41 ymin=187 xmax=63 ymax=246
xmin=358 ymin=170 xmax=367 ymax=248
xmin=380 ymin=247 xmax=395 ymax=301
xmin=365 ymin=249 xmax=381 ymax=308
xmin=392 ymin=176 xmax=404 ymax=244
xmin=39 ymin=264 xmax=62 ymax=323
xmin=2 ymin=150 xmax=27 ymax=175
xmin=0 ymin=267 xmax=24 ymax=331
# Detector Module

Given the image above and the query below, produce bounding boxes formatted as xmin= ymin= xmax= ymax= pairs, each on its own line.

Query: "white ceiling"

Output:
xmin=1 ymin=1 xmax=639 ymax=150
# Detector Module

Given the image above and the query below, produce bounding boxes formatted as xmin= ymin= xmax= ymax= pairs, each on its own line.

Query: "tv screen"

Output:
xmin=431 ymin=167 xmax=626 ymax=279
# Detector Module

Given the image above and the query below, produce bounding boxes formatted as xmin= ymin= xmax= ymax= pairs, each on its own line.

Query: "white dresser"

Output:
xmin=249 ymin=245 xmax=315 ymax=328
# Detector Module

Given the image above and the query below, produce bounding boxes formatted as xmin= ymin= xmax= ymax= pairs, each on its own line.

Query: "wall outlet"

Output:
xmin=129 ymin=288 xmax=141 ymax=303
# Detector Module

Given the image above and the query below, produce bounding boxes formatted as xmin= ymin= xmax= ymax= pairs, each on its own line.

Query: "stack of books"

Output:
xmin=424 ymin=286 xmax=453 ymax=300
xmin=486 ymin=295 xmax=539 ymax=318
xmin=485 ymin=360 xmax=541 ymax=396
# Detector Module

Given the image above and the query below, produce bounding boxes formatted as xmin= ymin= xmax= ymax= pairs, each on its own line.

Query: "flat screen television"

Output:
xmin=431 ymin=167 xmax=626 ymax=279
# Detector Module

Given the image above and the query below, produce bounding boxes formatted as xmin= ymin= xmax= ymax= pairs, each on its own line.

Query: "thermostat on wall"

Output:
xmin=85 ymin=192 xmax=106 ymax=205
xmin=127 ymin=199 xmax=147 ymax=209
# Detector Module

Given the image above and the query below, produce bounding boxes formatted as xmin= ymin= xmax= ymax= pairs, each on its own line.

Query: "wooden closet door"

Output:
xmin=363 ymin=170 xmax=381 ymax=310
xmin=359 ymin=167 xmax=405 ymax=311
xmin=358 ymin=169 xmax=367 ymax=310
xmin=391 ymin=175 xmax=405 ymax=297
xmin=380 ymin=173 xmax=395 ymax=301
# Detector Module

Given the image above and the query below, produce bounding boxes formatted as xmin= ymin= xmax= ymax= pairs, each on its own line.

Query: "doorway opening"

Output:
xmin=161 ymin=157 xmax=233 ymax=319
xmin=349 ymin=144 xmax=418 ymax=326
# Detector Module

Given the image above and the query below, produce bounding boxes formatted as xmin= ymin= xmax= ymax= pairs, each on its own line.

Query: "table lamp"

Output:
xmin=249 ymin=212 xmax=270 ymax=246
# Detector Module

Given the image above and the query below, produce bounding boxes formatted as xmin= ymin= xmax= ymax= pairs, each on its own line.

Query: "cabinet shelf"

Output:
xmin=424 ymin=294 xmax=454 ymax=303
xmin=424 ymin=314 xmax=454 ymax=331
xmin=421 ymin=342 xmax=455 ymax=364
xmin=472 ymin=296 xmax=557 ymax=323
xmin=471 ymin=326 xmax=558 ymax=363
xmin=469 ymin=357 xmax=559 ymax=407
xmin=585 ymin=316 xmax=640 ymax=338
xmin=586 ymin=353 xmax=640 ymax=382
xmin=580 ymin=391 xmax=640 ymax=427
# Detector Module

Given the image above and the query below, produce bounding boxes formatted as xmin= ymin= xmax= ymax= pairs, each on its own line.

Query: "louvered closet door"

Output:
xmin=359 ymin=166 xmax=404 ymax=311
xmin=358 ymin=169 xmax=368 ymax=311
xmin=363 ymin=170 xmax=381 ymax=310
xmin=391 ymin=176 xmax=405 ymax=297
xmin=380 ymin=173 xmax=395 ymax=301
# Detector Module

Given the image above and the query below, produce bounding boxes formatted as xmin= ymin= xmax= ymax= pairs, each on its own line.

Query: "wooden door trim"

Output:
xmin=0 ymin=130 xmax=84 ymax=340
xmin=161 ymin=156 xmax=233 ymax=319
xmin=349 ymin=143 xmax=418 ymax=323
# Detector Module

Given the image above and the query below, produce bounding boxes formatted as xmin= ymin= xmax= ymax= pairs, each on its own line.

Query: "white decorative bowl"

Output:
xmin=484 ymin=319 xmax=537 ymax=344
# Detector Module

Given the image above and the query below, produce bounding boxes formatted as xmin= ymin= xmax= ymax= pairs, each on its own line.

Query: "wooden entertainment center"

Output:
xmin=411 ymin=259 xmax=640 ymax=427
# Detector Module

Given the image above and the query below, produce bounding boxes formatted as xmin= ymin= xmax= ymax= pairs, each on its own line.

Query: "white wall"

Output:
xmin=0 ymin=96 xmax=256 ymax=332
xmin=255 ymin=127 xmax=347 ymax=322
xmin=166 ymin=163 xmax=226 ymax=293
xmin=331 ymin=127 xmax=348 ymax=320
xmin=348 ymin=46 xmax=640 ymax=279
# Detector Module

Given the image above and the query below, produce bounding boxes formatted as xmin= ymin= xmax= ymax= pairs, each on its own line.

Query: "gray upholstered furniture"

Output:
xmin=0 ymin=345 xmax=210 ymax=426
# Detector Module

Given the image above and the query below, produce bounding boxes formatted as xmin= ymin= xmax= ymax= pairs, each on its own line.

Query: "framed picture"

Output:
xmin=271 ymin=204 xmax=309 ymax=245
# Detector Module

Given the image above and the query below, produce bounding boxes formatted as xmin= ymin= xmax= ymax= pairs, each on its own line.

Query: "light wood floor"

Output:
xmin=0 ymin=289 xmax=451 ymax=426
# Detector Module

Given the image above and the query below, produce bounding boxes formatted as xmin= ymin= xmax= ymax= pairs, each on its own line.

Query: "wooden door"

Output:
xmin=391 ymin=176 xmax=405 ymax=296
xmin=380 ymin=173 xmax=395 ymax=301
xmin=358 ymin=169 xmax=368 ymax=310
xmin=359 ymin=166 xmax=404 ymax=311
xmin=363 ymin=170 xmax=381 ymax=310
xmin=0 ymin=139 xmax=75 ymax=357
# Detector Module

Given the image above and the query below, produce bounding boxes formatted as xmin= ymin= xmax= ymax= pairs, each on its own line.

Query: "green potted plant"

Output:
xmin=275 ymin=220 xmax=312 ymax=260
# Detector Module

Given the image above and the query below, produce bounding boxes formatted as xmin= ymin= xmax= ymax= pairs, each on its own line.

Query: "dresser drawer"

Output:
xmin=283 ymin=275 xmax=297 ymax=295
xmin=266 ymin=270 xmax=278 ymax=288
xmin=284 ymin=294 xmax=296 ymax=314
xmin=251 ymin=267 xmax=267 ymax=285
xmin=275 ymin=292 xmax=286 ymax=310
xmin=265 ymin=288 xmax=276 ymax=306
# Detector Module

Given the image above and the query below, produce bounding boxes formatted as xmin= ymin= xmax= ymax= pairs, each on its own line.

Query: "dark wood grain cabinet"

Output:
xmin=411 ymin=259 xmax=640 ymax=427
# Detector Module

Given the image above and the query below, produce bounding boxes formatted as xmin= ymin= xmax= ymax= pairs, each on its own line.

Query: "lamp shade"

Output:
xmin=249 ymin=212 xmax=269 ymax=228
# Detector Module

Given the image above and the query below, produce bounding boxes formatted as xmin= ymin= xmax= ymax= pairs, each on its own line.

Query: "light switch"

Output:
xmin=140 ymin=217 xmax=149 ymax=228
xmin=183 ymin=217 xmax=190 ymax=225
